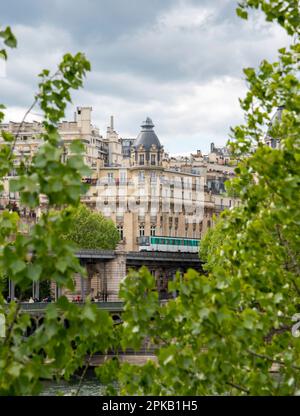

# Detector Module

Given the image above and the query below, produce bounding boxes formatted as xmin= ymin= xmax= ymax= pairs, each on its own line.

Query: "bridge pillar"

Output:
xmin=8 ymin=279 xmax=15 ymax=300
xmin=32 ymin=281 xmax=40 ymax=300
xmin=80 ymin=275 xmax=86 ymax=302
xmin=105 ymin=249 xmax=126 ymax=301
xmin=54 ymin=284 xmax=62 ymax=301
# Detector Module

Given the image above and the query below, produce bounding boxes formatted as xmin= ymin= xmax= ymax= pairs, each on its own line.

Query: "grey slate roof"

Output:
xmin=134 ymin=117 xmax=162 ymax=150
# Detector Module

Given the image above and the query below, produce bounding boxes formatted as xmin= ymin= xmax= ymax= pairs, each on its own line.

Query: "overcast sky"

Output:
xmin=1 ymin=0 xmax=289 ymax=154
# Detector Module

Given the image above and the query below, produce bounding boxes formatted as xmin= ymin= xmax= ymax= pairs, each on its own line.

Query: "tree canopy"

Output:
xmin=61 ymin=204 xmax=120 ymax=250
xmin=0 ymin=28 xmax=119 ymax=395
xmin=98 ymin=0 xmax=300 ymax=395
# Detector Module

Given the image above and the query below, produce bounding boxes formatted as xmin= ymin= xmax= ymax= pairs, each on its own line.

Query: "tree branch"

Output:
xmin=247 ymin=349 xmax=300 ymax=371
xmin=226 ymin=381 xmax=249 ymax=394
xmin=75 ymin=351 xmax=93 ymax=396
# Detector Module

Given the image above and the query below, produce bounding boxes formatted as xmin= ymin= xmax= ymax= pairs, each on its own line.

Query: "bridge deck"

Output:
xmin=76 ymin=249 xmax=201 ymax=264
xmin=126 ymin=251 xmax=201 ymax=263
xmin=19 ymin=301 xmax=124 ymax=313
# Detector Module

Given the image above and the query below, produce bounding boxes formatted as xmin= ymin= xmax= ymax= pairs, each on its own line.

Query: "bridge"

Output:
xmin=126 ymin=250 xmax=201 ymax=266
xmin=19 ymin=301 xmax=124 ymax=314
xmin=76 ymin=249 xmax=201 ymax=266
xmin=8 ymin=249 xmax=202 ymax=304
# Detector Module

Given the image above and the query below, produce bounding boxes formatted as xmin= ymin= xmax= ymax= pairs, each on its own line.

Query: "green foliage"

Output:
xmin=236 ymin=0 xmax=300 ymax=36
xmin=98 ymin=0 xmax=300 ymax=395
xmin=0 ymin=25 xmax=17 ymax=61
xmin=199 ymin=218 xmax=226 ymax=270
xmin=61 ymin=204 xmax=120 ymax=250
xmin=0 ymin=28 xmax=118 ymax=395
xmin=0 ymin=297 xmax=116 ymax=395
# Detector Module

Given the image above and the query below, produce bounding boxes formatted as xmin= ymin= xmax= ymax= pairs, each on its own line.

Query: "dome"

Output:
xmin=134 ymin=117 xmax=162 ymax=150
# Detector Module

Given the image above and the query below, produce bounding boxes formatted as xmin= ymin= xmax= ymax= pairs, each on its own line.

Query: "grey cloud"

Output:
xmin=0 ymin=0 xmax=289 ymax=153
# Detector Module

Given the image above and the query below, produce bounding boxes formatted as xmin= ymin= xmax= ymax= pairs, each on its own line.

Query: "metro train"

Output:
xmin=138 ymin=236 xmax=200 ymax=253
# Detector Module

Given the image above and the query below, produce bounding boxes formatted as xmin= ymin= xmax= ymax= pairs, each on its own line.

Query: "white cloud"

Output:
xmin=158 ymin=2 xmax=212 ymax=31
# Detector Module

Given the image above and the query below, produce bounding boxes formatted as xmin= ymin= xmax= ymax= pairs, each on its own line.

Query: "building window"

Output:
xmin=151 ymin=154 xmax=156 ymax=165
xmin=107 ymin=172 xmax=114 ymax=183
xmin=150 ymin=172 xmax=156 ymax=183
xmin=185 ymin=223 xmax=189 ymax=237
xmin=120 ymin=171 xmax=127 ymax=184
xmin=139 ymin=225 xmax=145 ymax=237
xmin=150 ymin=226 xmax=156 ymax=236
xmin=139 ymin=154 xmax=144 ymax=165
xmin=138 ymin=171 xmax=145 ymax=183
xmin=117 ymin=226 xmax=124 ymax=240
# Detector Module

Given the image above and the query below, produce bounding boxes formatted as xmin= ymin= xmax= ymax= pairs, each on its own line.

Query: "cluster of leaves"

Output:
xmin=0 ymin=28 xmax=118 ymax=395
xmin=236 ymin=0 xmax=300 ymax=36
xmin=60 ymin=204 xmax=120 ymax=250
xmin=1 ymin=297 xmax=116 ymax=395
xmin=0 ymin=26 xmax=16 ymax=62
xmin=97 ymin=0 xmax=300 ymax=395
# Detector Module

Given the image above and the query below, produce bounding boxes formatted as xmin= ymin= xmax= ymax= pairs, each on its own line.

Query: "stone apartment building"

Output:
xmin=0 ymin=107 xmax=110 ymax=170
xmin=0 ymin=106 xmax=239 ymax=252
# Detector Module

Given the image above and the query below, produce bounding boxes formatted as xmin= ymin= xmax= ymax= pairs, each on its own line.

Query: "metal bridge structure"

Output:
xmin=8 ymin=249 xmax=202 ymax=305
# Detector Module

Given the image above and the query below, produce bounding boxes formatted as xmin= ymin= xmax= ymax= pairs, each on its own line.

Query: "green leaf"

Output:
xmin=236 ymin=7 xmax=248 ymax=19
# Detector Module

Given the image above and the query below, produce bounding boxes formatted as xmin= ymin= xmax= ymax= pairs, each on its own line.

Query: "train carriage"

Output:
xmin=138 ymin=236 xmax=200 ymax=253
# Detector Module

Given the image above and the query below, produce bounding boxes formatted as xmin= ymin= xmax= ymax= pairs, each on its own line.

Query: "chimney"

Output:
xmin=110 ymin=115 xmax=114 ymax=131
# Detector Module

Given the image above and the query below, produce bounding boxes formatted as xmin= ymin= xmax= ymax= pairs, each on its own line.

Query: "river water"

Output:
xmin=41 ymin=376 xmax=106 ymax=396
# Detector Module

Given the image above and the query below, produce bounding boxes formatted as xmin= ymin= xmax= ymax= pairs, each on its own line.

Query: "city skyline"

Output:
xmin=1 ymin=0 xmax=289 ymax=154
